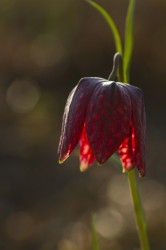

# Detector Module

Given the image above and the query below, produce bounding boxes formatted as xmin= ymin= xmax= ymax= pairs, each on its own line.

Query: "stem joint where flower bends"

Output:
xmin=108 ymin=53 xmax=124 ymax=82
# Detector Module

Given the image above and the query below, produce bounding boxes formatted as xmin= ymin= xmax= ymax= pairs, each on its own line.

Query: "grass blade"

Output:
xmin=86 ymin=0 xmax=123 ymax=55
xmin=123 ymin=0 xmax=136 ymax=82
xmin=91 ymin=214 xmax=100 ymax=250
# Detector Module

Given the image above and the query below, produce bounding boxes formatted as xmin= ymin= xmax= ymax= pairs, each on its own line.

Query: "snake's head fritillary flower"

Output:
xmin=58 ymin=77 xmax=146 ymax=176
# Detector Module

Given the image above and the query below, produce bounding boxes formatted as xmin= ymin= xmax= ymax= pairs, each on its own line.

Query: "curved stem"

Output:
xmin=108 ymin=53 xmax=123 ymax=81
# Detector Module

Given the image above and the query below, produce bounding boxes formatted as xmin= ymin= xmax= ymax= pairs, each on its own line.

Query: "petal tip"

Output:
xmin=58 ymin=160 xmax=64 ymax=164
xmin=58 ymin=150 xmax=70 ymax=164
xmin=80 ymin=163 xmax=88 ymax=172
xmin=122 ymin=167 xmax=127 ymax=173
xmin=138 ymin=170 xmax=145 ymax=177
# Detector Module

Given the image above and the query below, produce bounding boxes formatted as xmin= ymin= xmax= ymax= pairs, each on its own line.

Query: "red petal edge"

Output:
xmin=118 ymin=126 xmax=135 ymax=171
xmin=79 ymin=124 xmax=95 ymax=171
xmin=121 ymin=83 xmax=146 ymax=176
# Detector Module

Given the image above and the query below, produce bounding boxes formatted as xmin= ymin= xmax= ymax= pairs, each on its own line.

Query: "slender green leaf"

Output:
xmin=86 ymin=0 xmax=123 ymax=55
xmin=123 ymin=0 xmax=136 ymax=83
xmin=91 ymin=214 xmax=100 ymax=250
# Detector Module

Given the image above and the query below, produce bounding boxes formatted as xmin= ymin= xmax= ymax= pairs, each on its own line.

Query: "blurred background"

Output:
xmin=0 ymin=0 xmax=166 ymax=249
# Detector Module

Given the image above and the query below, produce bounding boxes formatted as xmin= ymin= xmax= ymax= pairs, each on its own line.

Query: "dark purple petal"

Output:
xmin=79 ymin=124 xmax=95 ymax=171
xmin=86 ymin=81 xmax=132 ymax=164
xmin=58 ymin=77 xmax=105 ymax=163
xmin=121 ymin=83 xmax=146 ymax=176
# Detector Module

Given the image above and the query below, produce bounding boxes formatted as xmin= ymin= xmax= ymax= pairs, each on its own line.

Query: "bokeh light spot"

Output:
xmin=96 ymin=208 xmax=124 ymax=239
xmin=107 ymin=175 xmax=130 ymax=207
xmin=6 ymin=79 xmax=40 ymax=113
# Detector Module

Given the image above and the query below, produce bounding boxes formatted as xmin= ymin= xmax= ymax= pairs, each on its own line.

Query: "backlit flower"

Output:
xmin=58 ymin=77 xmax=146 ymax=176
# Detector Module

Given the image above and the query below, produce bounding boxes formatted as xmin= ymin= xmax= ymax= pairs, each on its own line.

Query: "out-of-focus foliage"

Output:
xmin=0 ymin=0 xmax=166 ymax=249
xmin=123 ymin=0 xmax=136 ymax=82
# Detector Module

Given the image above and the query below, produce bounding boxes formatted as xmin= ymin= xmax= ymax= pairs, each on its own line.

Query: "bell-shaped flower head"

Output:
xmin=58 ymin=77 xmax=146 ymax=176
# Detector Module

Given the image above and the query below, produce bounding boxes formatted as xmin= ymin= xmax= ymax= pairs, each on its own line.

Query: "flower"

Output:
xmin=58 ymin=77 xmax=146 ymax=176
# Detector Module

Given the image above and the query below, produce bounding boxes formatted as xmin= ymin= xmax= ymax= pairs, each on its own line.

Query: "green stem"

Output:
xmin=91 ymin=214 xmax=100 ymax=250
xmin=111 ymin=152 xmax=150 ymax=249
xmin=127 ymin=170 xmax=150 ymax=250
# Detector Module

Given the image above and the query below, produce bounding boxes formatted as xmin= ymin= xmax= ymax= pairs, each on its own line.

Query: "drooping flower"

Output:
xmin=58 ymin=77 xmax=146 ymax=176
